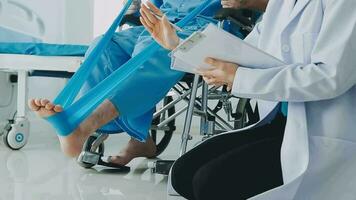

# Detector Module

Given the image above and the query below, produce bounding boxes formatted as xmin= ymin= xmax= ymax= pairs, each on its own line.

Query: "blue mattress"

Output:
xmin=0 ymin=42 xmax=89 ymax=57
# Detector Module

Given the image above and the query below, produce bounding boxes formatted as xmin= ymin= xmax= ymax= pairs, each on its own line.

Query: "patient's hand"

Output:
xmin=221 ymin=0 xmax=247 ymax=9
xmin=221 ymin=0 xmax=269 ymax=11
xmin=140 ymin=2 xmax=180 ymax=50
xmin=198 ymin=58 xmax=238 ymax=91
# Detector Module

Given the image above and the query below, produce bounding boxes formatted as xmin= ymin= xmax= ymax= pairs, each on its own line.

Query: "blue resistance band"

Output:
xmin=46 ymin=0 xmax=212 ymax=139
xmin=52 ymin=0 xmax=134 ymax=108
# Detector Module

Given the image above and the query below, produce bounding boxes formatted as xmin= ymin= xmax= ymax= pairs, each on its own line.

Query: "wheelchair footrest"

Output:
xmin=77 ymin=151 xmax=130 ymax=172
xmin=79 ymin=151 xmax=101 ymax=165
xmin=97 ymin=158 xmax=130 ymax=172
xmin=149 ymin=160 xmax=175 ymax=175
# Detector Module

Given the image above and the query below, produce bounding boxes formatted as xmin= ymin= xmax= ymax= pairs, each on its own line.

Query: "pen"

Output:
xmin=144 ymin=4 xmax=184 ymax=32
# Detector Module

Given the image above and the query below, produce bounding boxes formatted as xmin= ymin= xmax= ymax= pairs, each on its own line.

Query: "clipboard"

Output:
xmin=170 ymin=24 xmax=285 ymax=74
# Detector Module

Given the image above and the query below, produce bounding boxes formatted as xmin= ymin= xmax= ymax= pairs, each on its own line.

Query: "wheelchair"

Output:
xmin=76 ymin=3 xmax=261 ymax=172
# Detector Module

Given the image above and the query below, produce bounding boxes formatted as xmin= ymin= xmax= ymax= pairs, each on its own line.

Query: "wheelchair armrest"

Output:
xmin=120 ymin=14 xmax=142 ymax=27
xmin=214 ymin=8 xmax=254 ymax=25
xmin=214 ymin=8 xmax=255 ymax=31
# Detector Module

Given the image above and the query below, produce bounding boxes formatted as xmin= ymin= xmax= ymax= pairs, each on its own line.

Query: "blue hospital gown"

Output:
xmin=81 ymin=0 xmax=221 ymax=140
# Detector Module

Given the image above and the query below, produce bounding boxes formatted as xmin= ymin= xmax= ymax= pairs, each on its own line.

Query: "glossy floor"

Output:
xmin=0 ymin=121 xmax=199 ymax=200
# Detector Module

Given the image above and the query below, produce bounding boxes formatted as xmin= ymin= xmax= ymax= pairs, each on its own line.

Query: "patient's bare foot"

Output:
xmin=28 ymin=98 xmax=63 ymax=118
xmin=109 ymin=136 xmax=157 ymax=166
xmin=28 ymin=98 xmax=84 ymax=156
xmin=28 ymin=99 xmax=119 ymax=158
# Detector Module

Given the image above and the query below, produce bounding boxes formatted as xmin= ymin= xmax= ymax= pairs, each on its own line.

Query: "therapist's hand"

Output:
xmin=140 ymin=2 xmax=180 ymax=50
xmin=198 ymin=58 xmax=238 ymax=91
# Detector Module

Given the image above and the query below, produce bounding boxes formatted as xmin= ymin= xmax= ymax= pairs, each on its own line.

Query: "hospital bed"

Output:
xmin=0 ymin=0 xmax=179 ymax=154
xmin=0 ymin=49 xmax=84 ymax=150
xmin=0 ymin=0 xmax=85 ymax=149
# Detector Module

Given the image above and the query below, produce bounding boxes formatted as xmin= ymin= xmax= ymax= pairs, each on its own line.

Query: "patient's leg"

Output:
xmin=27 ymin=27 xmax=157 ymax=163
xmin=28 ymin=98 xmax=118 ymax=157
xmin=28 ymin=98 xmax=156 ymax=162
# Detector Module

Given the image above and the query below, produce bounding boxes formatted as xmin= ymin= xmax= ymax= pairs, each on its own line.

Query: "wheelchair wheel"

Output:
xmin=150 ymin=96 xmax=176 ymax=157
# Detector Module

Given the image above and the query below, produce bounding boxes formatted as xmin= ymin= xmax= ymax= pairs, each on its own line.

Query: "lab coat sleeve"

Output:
xmin=232 ymin=0 xmax=356 ymax=102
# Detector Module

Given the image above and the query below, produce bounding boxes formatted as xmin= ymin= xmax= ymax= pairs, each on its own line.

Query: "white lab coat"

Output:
xmin=232 ymin=0 xmax=356 ymax=199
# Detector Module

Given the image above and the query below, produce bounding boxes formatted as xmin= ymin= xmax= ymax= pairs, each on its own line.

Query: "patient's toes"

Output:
xmin=34 ymin=98 xmax=42 ymax=107
xmin=54 ymin=105 xmax=63 ymax=113
xmin=28 ymin=99 xmax=40 ymax=111
xmin=40 ymin=99 xmax=50 ymax=107
xmin=45 ymin=103 xmax=55 ymax=110
xmin=28 ymin=98 xmax=61 ymax=117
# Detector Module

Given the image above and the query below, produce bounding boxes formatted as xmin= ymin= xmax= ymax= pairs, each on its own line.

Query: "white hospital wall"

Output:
xmin=64 ymin=0 xmax=94 ymax=45
xmin=93 ymin=0 xmax=123 ymax=38
xmin=7 ymin=0 xmax=66 ymax=43
xmin=93 ymin=0 xmax=153 ymax=37
xmin=25 ymin=0 xmax=95 ymax=109
xmin=28 ymin=0 xmax=94 ymax=127
xmin=2 ymin=0 xmax=95 ymax=44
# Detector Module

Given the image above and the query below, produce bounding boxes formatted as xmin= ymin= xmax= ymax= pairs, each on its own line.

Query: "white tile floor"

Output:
xmin=0 ymin=120 xmax=201 ymax=200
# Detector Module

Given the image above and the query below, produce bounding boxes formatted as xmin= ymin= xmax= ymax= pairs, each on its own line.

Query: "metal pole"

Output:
xmin=179 ymin=74 xmax=200 ymax=156
xmin=157 ymin=105 xmax=188 ymax=128
xmin=17 ymin=70 xmax=28 ymax=118
xmin=200 ymin=82 xmax=209 ymax=135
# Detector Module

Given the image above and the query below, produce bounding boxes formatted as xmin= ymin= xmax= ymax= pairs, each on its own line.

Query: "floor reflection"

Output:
xmin=0 ymin=133 xmax=169 ymax=200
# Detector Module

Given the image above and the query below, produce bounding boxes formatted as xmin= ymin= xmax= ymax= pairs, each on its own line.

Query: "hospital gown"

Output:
xmin=81 ymin=0 xmax=221 ymax=139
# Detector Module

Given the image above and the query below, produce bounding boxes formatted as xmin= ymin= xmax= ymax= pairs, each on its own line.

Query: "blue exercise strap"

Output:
xmin=53 ymin=0 xmax=134 ymax=109
xmin=46 ymin=0 xmax=212 ymax=140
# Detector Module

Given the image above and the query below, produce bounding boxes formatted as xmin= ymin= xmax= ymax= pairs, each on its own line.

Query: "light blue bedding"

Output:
xmin=0 ymin=42 xmax=88 ymax=56
xmin=0 ymin=25 xmax=88 ymax=56
xmin=0 ymin=26 xmax=41 ymax=43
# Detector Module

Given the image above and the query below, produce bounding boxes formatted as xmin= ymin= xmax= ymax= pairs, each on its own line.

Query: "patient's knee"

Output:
xmin=85 ymin=36 xmax=103 ymax=57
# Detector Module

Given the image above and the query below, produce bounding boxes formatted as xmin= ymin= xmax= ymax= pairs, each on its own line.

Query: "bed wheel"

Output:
xmin=2 ymin=119 xmax=29 ymax=150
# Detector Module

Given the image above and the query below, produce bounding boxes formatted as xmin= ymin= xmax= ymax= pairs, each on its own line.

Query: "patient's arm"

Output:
xmin=139 ymin=2 xmax=179 ymax=50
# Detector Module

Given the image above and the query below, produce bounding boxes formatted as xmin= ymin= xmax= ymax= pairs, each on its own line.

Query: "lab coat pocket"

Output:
xmin=303 ymin=33 xmax=319 ymax=64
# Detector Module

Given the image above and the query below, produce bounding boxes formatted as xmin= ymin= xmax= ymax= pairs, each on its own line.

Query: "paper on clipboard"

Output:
xmin=170 ymin=24 xmax=285 ymax=74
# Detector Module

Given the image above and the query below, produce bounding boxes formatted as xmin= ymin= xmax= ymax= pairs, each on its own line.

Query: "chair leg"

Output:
xmin=200 ymin=82 xmax=209 ymax=136
xmin=179 ymin=74 xmax=200 ymax=156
